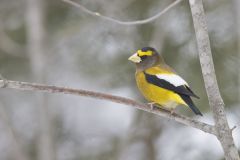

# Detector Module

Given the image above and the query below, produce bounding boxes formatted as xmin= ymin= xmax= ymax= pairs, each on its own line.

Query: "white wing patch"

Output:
xmin=156 ymin=74 xmax=188 ymax=87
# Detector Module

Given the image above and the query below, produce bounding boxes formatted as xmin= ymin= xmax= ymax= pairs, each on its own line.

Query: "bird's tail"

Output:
xmin=179 ymin=94 xmax=203 ymax=116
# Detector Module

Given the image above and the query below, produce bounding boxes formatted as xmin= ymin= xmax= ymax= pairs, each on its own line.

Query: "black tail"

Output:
xmin=179 ymin=94 xmax=203 ymax=116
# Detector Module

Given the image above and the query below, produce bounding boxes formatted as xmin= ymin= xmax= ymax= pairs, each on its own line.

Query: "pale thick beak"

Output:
xmin=128 ymin=53 xmax=141 ymax=63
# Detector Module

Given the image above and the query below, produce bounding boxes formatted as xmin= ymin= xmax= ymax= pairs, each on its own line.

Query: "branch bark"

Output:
xmin=0 ymin=79 xmax=215 ymax=135
xmin=189 ymin=0 xmax=240 ymax=159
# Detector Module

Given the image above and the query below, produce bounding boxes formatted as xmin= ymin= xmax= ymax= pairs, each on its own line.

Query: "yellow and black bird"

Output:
xmin=128 ymin=47 xmax=202 ymax=116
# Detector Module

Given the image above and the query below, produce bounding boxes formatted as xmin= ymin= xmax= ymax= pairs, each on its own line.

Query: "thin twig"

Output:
xmin=62 ymin=0 xmax=183 ymax=25
xmin=230 ymin=126 xmax=237 ymax=133
xmin=0 ymin=79 xmax=216 ymax=134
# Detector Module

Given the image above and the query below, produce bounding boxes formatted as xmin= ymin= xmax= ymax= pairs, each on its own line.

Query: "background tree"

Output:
xmin=0 ymin=0 xmax=239 ymax=159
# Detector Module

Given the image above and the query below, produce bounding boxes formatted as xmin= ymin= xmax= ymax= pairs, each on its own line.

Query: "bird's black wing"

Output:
xmin=143 ymin=72 xmax=199 ymax=98
xmin=178 ymin=94 xmax=203 ymax=116
xmin=185 ymin=86 xmax=199 ymax=99
xmin=144 ymin=72 xmax=202 ymax=116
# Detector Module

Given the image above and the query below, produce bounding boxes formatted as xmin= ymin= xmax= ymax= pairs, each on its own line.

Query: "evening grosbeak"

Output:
xmin=128 ymin=47 xmax=202 ymax=116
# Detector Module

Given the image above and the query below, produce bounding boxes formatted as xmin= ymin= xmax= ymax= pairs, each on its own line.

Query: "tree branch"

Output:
xmin=62 ymin=0 xmax=183 ymax=25
xmin=0 ymin=79 xmax=216 ymax=135
xmin=189 ymin=0 xmax=240 ymax=159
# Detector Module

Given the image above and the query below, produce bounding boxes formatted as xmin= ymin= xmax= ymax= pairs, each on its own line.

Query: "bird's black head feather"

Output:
xmin=141 ymin=47 xmax=157 ymax=52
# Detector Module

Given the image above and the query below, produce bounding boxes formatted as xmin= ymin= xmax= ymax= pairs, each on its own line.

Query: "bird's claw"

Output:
xmin=148 ymin=102 xmax=156 ymax=110
xmin=170 ymin=109 xmax=175 ymax=115
xmin=168 ymin=108 xmax=176 ymax=121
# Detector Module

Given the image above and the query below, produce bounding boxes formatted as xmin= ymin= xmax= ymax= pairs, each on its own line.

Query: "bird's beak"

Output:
xmin=128 ymin=53 xmax=141 ymax=63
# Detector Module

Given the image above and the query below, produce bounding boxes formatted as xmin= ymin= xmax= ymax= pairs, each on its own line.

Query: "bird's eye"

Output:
xmin=141 ymin=55 xmax=147 ymax=61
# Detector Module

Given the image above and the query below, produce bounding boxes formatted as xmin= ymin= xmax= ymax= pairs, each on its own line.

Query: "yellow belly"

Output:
xmin=136 ymin=72 xmax=186 ymax=109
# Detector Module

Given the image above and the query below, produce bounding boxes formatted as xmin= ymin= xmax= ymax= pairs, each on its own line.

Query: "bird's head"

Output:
xmin=128 ymin=47 xmax=163 ymax=70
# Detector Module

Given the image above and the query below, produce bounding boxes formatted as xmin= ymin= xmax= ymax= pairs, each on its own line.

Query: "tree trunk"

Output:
xmin=25 ymin=0 xmax=55 ymax=160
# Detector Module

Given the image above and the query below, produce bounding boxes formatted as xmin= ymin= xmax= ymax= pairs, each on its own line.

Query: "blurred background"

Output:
xmin=0 ymin=0 xmax=239 ymax=159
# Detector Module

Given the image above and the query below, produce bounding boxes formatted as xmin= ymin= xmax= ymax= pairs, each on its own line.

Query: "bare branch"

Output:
xmin=230 ymin=126 xmax=237 ymax=133
xmin=189 ymin=0 xmax=240 ymax=159
xmin=0 ymin=79 xmax=216 ymax=134
xmin=62 ymin=0 xmax=183 ymax=25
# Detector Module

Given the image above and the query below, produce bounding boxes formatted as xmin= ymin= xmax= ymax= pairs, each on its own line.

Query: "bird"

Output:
xmin=128 ymin=47 xmax=202 ymax=116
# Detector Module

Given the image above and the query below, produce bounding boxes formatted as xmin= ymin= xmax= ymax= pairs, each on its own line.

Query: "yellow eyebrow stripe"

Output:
xmin=137 ymin=50 xmax=153 ymax=56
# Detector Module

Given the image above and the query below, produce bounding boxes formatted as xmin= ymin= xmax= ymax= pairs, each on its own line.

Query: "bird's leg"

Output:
xmin=170 ymin=108 xmax=176 ymax=115
xmin=167 ymin=108 xmax=177 ymax=121
xmin=148 ymin=102 xmax=156 ymax=110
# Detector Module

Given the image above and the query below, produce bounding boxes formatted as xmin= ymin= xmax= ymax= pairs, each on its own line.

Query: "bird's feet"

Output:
xmin=167 ymin=108 xmax=176 ymax=121
xmin=170 ymin=108 xmax=176 ymax=115
xmin=148 ymin=102 xmax=156 ymax=110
